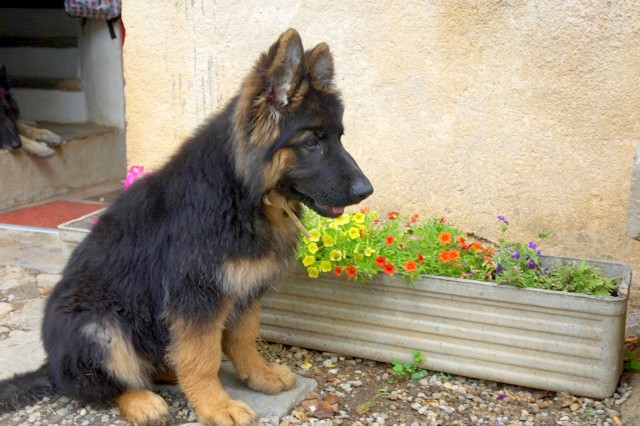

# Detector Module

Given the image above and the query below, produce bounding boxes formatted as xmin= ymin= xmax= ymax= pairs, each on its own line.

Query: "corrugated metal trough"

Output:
xmin=58 ymin=215 xmax=631 ymax=399
xmin=260 ymin=256 xmax=631 ymax=399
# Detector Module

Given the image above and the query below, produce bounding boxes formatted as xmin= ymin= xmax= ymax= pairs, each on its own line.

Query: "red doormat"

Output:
xmin=0 ymin=201 xmax=104 ymax=229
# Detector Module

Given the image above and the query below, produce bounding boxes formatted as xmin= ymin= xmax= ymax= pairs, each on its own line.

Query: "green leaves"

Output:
xmin=391 ymin=349 xmax=428 ymax=381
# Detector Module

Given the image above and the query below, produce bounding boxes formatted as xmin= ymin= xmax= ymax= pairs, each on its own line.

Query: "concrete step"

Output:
xmin=12 ymin=88 xmax=87 ymax=123
xmin=0 ymin=122 xmax=126 ymax=210
xmin=1 ymin=46 xmax=80 ymax=79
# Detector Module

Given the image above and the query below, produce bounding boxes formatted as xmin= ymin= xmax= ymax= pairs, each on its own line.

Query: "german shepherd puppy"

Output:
xmin=0 ymin=29 xmax=372 ymax=425
xmin=0 ymin=65 xmax=62 ymax=158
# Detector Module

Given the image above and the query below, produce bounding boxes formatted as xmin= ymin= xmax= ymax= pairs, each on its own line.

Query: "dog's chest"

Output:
xmin=221 ymin=203 xmax=300 ymax=299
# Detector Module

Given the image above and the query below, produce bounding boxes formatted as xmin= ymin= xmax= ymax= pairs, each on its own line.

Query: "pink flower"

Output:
xmin=124 ymin=165 xmax=145 ymax=189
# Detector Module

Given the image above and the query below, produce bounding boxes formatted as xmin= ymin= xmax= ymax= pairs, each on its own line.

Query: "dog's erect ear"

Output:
xmin=264 ymin=29 xmax=304 ymax=108
xmin=306 ymin=42 xmax=334 ymax=89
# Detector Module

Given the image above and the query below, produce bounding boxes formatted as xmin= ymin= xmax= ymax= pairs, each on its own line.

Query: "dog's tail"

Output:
xmin=0 ymin=363 xmax=56 ymax=411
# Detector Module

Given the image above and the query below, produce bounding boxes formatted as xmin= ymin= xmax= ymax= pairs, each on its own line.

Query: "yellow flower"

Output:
xmin=307 ymin=267 xmax=319 ymax=278
xmin=302 ymin=255 xmax=315 ymax=266
xmin=322 ymin=235 xmax=334 ymax=247
xmin=348 ymin=227 xmax=360 ymax=240
xmin=308 ymin=242 xmax=318 ymax=254
xmin=309 ymin=229 xmax=320 ymax=242
xmin=329 ymin=222 xmax=339 ymax=230
xmin=371 ymin=211 xmax=379 ymax=219
xmin=329 ymin=250 xmax=343 ymax=261
xmin=320 ymin=261 xmax=332 ymax=272
xmin=364 ymin=247 xmax=375 ymax=257
xmin=302 ymin=236 xmax=310 ymax=244
xmin=335 ymin=213 xmax=350 ymax=226
xmin=354 ymin=213 xmax=365 ymax=223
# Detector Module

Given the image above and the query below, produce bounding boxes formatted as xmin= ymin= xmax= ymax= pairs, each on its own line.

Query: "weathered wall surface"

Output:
xmin=123 ymin=1 xmax=640 ymax=318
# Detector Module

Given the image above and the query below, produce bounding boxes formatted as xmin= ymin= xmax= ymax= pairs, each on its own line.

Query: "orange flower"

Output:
xmin=457 ymin=236 xmax=469 ymax=250
xmin=346 ymin=265 xmax=357 ymax=278
xmin=469 ymin=242 xmax=484 ymax=251
xmin=438 ymin=249 xmax=460 ymax=263
xmin=410 ymin=213 xmax=419 ymax=223
xmin=404 ymin=261 xmax=417 ymax=272
xmin=334 ymin=266 xmax=343 ymax=276
xmin=440 ymin=217 xmax=447 ymax=223
xmin=388 ymin=211 xmax=400 ymax=220
xmin=438 ymin=231 xmax=452 ymax=245
xmin=383 ymin=262 xmax=396 ymax=275
xmin=417 ymin=253 xmax=424 ymax=263
xmin=375 ymin=255 xmax=387 ymax=267
xmin=359 ymin=205 xmax=370 ymax=214
xmin=385 ymin=235 xmax=394 ymax=246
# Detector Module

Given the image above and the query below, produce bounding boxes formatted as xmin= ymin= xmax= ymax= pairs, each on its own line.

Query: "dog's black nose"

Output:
xmin=351 ymin=178 xmax=374 ymax=202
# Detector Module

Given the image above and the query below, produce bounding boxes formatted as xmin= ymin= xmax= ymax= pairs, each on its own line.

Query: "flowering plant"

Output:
xmin=297 ymin=208 xmax=616 ymax=296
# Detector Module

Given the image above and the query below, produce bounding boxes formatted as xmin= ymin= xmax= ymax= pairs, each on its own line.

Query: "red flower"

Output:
xmin=359 ymin=206 xmax=370 ymax=214
xmin=440 ymin=217 xmax=447 ymax=223
xmin=457 ymin=236 xmax=469 ymax=250
xmin=410 ymin=213 xmax=419 ymax=223
xmin=438 ymin=249 xmax=460 ymax=263
xmin=417 ymin=253 xmax=424 ymax=263
xmin=383 ymin=262 xmax=396 ymax=275
xmin=385 ymin=235 xmax=394 ymax=246
xmin=388 ymin=211 xmax=400 ymax=220
xmin=346 ymin=265 xmax=357 ymax=278
xmin=375 ymin=255 xmax=387 ymax=267
xmin=438 ymin=231 xmax=452 ymax=245
xmin=334 ymin=266 xmax=343 ymax=276
xmin=404 ymin=261 xmax=417 ymax=272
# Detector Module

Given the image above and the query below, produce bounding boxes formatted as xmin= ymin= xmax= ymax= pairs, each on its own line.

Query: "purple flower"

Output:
xmin=496 ymin=263 xmax=504 ymax=274
xmin=528 ymin=241 xmax=537 ymax=250
xmin=512 ymin=251 xmax=520 ymax=260
xmin=497 ymin=215 xmax=510 ymax=226
xmin=497 ymin=392 xmax=508 ymax=400
xmin=527 ymin=258 xmax=537 ymax=269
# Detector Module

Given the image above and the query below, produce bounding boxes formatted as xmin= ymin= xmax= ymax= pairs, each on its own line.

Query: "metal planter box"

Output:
xmin=58 ymin=216 xmax=631 ymax=398
xmin=260 ymin=256 xmax=631 ymax=399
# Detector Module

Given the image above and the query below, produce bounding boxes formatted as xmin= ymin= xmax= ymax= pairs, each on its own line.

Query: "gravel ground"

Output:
xmin=0 ymin=340 xmax=631 ymax=425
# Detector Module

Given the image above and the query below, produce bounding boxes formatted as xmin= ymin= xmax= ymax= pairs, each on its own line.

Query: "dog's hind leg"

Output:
xmin=17 ymin=121 xmax=62 ymax=147
xmin=222 ymin=301 xmax=296 ymax=395
xmin=170 ymin=299 xmax=257 ymax=426
xmin=19 ymin=135 xmax=55 ymax=158
xmin=114 ymin=389 xmax=169 ymax=426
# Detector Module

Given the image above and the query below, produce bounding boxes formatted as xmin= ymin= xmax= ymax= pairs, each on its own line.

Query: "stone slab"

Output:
xmin=160 ymin=361 xmax=316 ymax=424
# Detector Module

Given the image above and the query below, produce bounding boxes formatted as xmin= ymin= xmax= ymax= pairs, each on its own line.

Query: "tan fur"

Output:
xmin=15 ymin=121 xmax=61 ymax=158
xmin=105 ymin=324 xmax=151 ymax=389
xmin=223 ymin=253 xmax=286 ymax=299
xmin=263 ymin=191 xmax=302 ymax=246
xmin=261 ymin=148 xmax=294 ymax=191
xmin=169 ymin=301 xmax=257 ymax=425
xmin=114 ymin=389 xmax=169 ymax=425
xmin=222 ymin=301 xmax=296 ymax=394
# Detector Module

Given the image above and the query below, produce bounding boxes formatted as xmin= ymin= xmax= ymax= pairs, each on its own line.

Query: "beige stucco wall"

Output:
xmin=123 ymin=1 xmax=640 ymax=318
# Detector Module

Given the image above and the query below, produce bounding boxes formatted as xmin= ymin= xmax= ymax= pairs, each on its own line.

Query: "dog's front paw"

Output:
xmin=199 ymin=398 xmax=257 ymax=426
xmin=246 ymin=362 xmax=296 ymax=395
xmin=34 ymin=129 xmax=62 ymax=147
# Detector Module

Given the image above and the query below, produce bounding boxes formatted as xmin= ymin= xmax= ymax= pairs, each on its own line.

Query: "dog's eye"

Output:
xmin=304 ymin=138 xmax=320 ymax=148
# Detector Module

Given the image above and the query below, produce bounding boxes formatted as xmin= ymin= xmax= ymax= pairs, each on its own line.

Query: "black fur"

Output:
xmin=0 ymin=29 xmax=372 ymax=420
xmin=0 ymin=365 xmax=54 ymax=411
xmin=0 ymin=65 xmax=21 ymax=151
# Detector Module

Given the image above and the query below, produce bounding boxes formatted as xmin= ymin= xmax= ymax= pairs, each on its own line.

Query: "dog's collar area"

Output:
xmin=263 ymin=193 xmax=311 ymax=238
